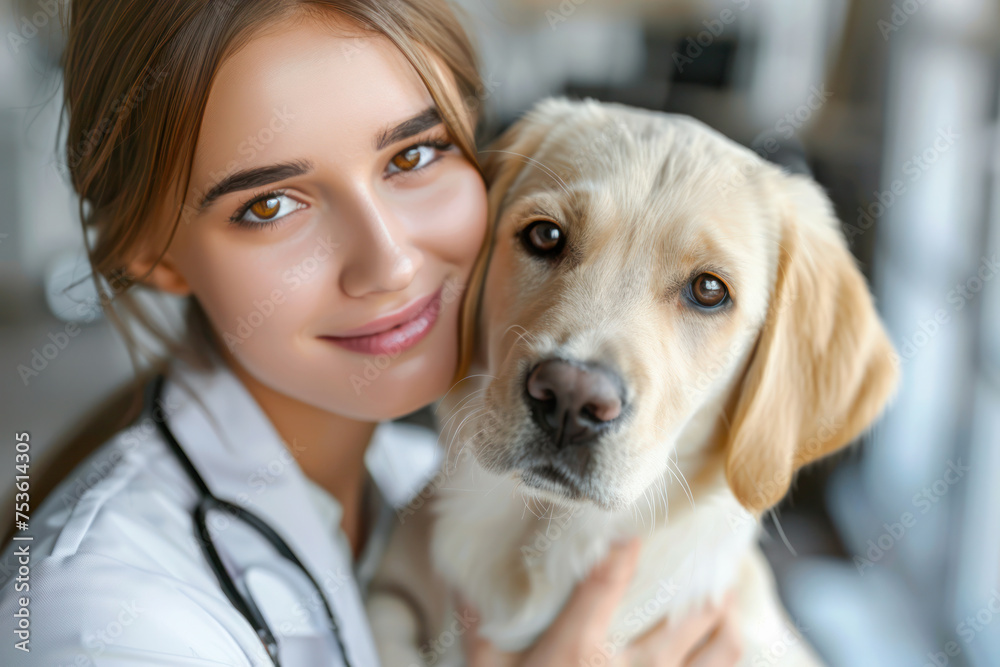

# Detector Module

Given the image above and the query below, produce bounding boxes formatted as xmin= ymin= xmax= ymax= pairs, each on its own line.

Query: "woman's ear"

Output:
xmin=125 ymin=248 xmax=192 ymax=296
xmin=724 ymin=174 xmax=900 ymax=514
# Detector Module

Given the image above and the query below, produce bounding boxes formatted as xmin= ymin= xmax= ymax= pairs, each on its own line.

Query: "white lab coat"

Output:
xmin=0 ymin=348 xmax=442 ymax=665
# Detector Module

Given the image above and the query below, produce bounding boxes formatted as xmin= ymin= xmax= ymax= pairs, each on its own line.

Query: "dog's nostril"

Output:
xmin=583 ymin=398 xmax=621 ymax=423
xmin=525 ymin=358 xmax=625 ymax=445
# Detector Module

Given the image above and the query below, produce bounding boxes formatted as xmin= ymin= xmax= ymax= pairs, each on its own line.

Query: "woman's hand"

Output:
xmin=461 ymin=538 xmax=743 ymax=667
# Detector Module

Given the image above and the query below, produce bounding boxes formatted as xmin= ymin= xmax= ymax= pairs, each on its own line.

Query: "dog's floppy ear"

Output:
xmin=724 ymin=174 xmax=899 ymax=513
xmin=452 ymin=100 xmax=569 ymax=382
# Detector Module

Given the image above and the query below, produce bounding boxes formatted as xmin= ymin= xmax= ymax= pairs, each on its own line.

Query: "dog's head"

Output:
xmin=455 ymin=98 xmax=898 ymax=514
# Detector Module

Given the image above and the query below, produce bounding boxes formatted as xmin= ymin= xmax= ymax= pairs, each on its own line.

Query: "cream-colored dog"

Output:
xmin=367 ymin=97 xmax=899 ymax=666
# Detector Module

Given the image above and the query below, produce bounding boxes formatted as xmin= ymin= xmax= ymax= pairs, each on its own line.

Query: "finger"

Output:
xmin=547 ymin=538 xmax=642 ymax=641
xmin=530 ymin=538 xmax=642 ymax=663
xmin=458 ymin=599 xmax=521 ymax=667
xmin=465 ymin=630 xmax=520 ymax=667
xmin=624 ymin=597 xmax=729 ymax=665
xmin=686 ymin=596 xmax=743 ymax=667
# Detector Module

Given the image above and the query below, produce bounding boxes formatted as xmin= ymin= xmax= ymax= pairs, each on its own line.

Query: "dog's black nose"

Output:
xmin=525 ymin=358 xmax=624 ymax=446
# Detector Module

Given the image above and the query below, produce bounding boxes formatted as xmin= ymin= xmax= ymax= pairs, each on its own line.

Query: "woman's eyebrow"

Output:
xmin=198 ymin=159 xmax=313 ymax=211
xmin=373 ymin=106 xmax=442 ymax=151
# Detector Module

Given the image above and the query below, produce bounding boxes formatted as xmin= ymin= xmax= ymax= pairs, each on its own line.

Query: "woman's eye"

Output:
xmin=231 ymin=192 xmax=305 ymax=227
xmin=386 ymin=141 xmax=452 ymax=175
xmin=689 ymin=273 xmax=729 ymax=308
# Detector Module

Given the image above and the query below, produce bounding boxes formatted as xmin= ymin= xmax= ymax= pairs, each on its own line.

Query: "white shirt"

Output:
xmin=0 ymin=348 xmax=442 ymax=665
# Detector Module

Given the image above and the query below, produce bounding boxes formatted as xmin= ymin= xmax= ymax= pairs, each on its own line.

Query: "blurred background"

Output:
xmin=1 ymin=0 xmax=998 ymax=664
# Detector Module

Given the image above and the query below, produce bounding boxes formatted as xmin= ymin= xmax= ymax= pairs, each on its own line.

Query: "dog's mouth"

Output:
xmin=519 ymin=464 xmax=586 ymax=501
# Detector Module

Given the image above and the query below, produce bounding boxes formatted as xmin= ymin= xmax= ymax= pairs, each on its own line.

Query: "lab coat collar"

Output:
xmin=156 ymin=347 xmax=383 ymax=667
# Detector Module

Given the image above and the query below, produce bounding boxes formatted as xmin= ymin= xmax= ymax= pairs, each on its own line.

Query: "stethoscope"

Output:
xmin=148 ymin=374 xmax=353 ymax=667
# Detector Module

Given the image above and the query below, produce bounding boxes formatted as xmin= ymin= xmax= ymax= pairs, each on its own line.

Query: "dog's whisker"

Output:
xmin=437 ymin=375 xmax=496 ymax=414
xmin=483 ymin=474 xmax=509 ymax=498
xmin=455 ymin=419 xmax=495 ymax=463
xmin=438 ymin=408 xmax=484 ymax=453
xmin=439 ymin=391 xmax=485 ymax=429
xmin=442 ymin=405 xmax=486 ymax=461
xmin=521 ymin=492 xmax=545 ymax=520
xmin=767 ymin=507 xmax=798 ymax=557
xmin=641 ymin=487 xmax=652 ymax=534
xmin=665 ymin=453 xmax=696 ymax=511
xmin=503 ymin=323 xmax=540 ymax=348
xmin=439 ymin=393 xmax=486 ymax=438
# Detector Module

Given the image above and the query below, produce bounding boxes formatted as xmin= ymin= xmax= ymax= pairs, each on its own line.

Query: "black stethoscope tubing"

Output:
xmin=148 ymin=373 xmax=353 ymax=667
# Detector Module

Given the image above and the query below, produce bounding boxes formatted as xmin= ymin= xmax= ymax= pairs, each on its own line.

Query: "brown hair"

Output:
xmin=63 ymin=0 xmax=486 ymax=381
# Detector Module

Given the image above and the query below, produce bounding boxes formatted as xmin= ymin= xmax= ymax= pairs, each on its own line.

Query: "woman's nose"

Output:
xmin=338 ymin=195 xmax=423 ymax=297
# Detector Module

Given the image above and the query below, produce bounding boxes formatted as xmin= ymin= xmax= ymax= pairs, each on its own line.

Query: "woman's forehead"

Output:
xmin=191 ymin=18 xmax=435 ymax=188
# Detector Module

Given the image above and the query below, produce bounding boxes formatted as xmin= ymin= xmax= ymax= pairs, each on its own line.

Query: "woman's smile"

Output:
xmin=321 ymin=283 xmax=444 ymax=355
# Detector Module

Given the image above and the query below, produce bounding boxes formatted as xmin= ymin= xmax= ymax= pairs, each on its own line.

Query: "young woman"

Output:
xmin=0 ymin=1 xmax=741 ymax=664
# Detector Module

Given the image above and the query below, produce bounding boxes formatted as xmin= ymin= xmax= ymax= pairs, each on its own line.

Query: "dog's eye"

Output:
xmin=521 ymin=220 xmax=565 ymax=257
xmin=690 ymin=273 xmax=729 ymax=308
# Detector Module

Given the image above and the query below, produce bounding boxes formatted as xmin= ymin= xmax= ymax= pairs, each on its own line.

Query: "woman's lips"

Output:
xmin=321 ymin=285 xmax=444 ymax=356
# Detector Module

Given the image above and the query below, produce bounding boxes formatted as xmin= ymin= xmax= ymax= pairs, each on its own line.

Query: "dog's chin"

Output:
xmin=519 ymin=464 xmax=587 ymax=503
xmin=515 ymin=464 xmax=632 ymax=512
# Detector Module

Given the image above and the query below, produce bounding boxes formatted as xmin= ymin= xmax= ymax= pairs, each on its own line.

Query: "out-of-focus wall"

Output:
xmin=0 ymin=3 xmax=136 ymax=521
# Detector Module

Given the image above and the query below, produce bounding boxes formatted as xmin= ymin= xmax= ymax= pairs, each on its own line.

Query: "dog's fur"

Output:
xmin=367 ymin=98 xmax=899 ymax=666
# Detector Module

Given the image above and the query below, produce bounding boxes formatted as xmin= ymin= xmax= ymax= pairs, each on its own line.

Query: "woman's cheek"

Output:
xmin=190 ymin=241 xmax=327 ymax=363
xmin=405 ymin=164 xmax=487 ymax=273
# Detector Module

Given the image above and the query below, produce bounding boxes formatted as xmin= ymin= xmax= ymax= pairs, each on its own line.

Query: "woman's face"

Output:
xmin=157 ymin=17 xmax=487 ymax=421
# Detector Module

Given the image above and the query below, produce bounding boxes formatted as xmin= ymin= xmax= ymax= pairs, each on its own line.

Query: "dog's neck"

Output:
xmin=432 ymin=371 xmax=759 ymax=651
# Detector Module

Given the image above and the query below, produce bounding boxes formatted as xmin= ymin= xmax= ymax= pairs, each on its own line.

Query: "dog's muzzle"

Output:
xmin=519 ymin=358 xmax=628 ymax=495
